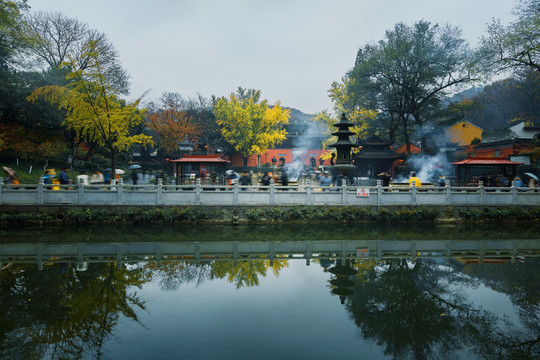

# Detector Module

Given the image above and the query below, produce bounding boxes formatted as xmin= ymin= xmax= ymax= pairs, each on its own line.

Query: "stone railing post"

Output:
xmin=511 ymin=180 xmax=518 ymax=205
xmin=117 ymin=178 xmax=124 ymax=205
xmin=0 ymin=178 xmax=3 ymax=205
xmin=37 ymin=178 xmax=44 ymax=205
xmin=195 ymin=178 xmax=201 ymax=205
xmin=157 ymin=178 xmax=163 ymax=205
xmin=445 ymin=184 xmax=451 ymax=205
xmin=269 ymin=179 xmax=275 ymax=205
xmin=478 ymin=182 xmax=485 ymax=205
xmin=233 ymin=182 xmax=239 ymax=205
xmin=377 ymin=180 xmax=382 ymax=206
xmin=341 ymin=178 xmax=347 ymax=205
xmin=306 ymin=179 xmax=312 ymax=205
xmin=78 ymin=183 xmax=85 ymax=205
xmin=411 ymin=183 xmax=417 ymax=205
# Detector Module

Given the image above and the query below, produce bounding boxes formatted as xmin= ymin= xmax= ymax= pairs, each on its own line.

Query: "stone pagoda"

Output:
xmin=329 ymin=113 xmax=356 ymax=178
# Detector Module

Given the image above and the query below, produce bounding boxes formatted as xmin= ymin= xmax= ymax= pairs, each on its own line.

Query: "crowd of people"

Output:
xmin=36 ymin=167 xmax=160 ymax=187
xmin=2 ymin=164 xmax=538 ymax=192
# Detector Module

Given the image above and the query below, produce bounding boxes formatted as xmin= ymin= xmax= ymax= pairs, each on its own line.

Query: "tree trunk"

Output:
xmin=243 ymin=155 xmax=248 ymax=168
xmin=111 ymin=148 xmax=116 ymax=184
xmin=401 ymin=115 xmax=411 ymax=155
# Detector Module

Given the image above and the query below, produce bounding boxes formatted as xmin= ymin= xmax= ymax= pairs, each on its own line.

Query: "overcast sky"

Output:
xmin=27 ymin=0 xmax=517 ymax=114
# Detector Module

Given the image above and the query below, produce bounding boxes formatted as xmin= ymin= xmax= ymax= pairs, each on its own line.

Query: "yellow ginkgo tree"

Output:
xmin=28 ymin=40 xmax=152 ymax=176
xmin=314 ymin=77 xmax=377 ymax=161
xmin=213 ymin=88 xmax=290 ymax=166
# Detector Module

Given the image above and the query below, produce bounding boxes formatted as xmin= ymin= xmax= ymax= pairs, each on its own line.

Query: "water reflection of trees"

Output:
xmin=337 ymin=258 xmax=539 ymax=360
xmin=460 ymin=259 xmax=540 ymax=360
xmin=147 ymin=258 xmax=289 ymax=290
xmin=0 ymin=263 xmax=148 ymax=359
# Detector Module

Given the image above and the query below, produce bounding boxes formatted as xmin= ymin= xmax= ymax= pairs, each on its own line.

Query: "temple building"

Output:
xmin=353 ymin=135 xmax=404 ymax=177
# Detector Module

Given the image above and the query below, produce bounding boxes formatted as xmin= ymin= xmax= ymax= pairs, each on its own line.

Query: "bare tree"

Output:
xmin=23 ymin=11 xmax=129 ymax=94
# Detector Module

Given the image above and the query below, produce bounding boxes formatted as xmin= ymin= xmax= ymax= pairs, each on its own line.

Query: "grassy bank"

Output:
xmin=1 ymin=205 xmax=540 ymax=225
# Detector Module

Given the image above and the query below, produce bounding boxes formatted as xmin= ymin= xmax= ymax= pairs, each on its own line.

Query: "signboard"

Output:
xmin=356 ymin=188 xmax=369 ymax=197
xmin=510 ymin=155 xmax=531 ymax=165
xmin=356 ymin=248 xmax=369 ymax=258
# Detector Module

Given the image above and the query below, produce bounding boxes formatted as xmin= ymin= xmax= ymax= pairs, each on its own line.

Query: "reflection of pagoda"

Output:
xmin=353 ymin=135 xmax=404 ymax=178
xmin=328 ymin=259 xmax=358 ymax=304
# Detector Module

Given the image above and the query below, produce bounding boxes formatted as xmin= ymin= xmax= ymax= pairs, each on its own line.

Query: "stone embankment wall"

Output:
xmin=0 ymin=204 xmax=539 ymax=225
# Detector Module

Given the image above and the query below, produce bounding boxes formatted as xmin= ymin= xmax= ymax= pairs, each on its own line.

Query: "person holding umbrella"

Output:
xmin=132 ymin=169 xmax=139 ymax=186
xmin=2 ymin=166 xmax=19 ymax=185
xmin=525 ymin=173 xmax=538 ymax=190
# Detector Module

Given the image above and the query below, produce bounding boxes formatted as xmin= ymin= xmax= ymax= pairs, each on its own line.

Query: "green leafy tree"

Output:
xmin=0 ymin=0 xmax=29 ymax=126
xmin=0 ymin=0 xmax=27 ymax=66
xmin=213 ymin=87 xmax=290 ymax=166
xmin=480 ymin=0 xmax=540 ymax=74
xmin=28 ymin=40 xmax=152 ymax=174
xmin=345 ymin=21 xmax=474 ymax=151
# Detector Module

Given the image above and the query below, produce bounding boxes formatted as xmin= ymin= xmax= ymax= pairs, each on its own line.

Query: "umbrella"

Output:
xmin=104 ymin=168 xmax=125 ymax=175
xmin=525 ymin=173 xmax=539 ymax=181
xmin=2 ymin=166 xmax=16 ymax=177
xmin=129 ymin=164 xmax=141 ymax=170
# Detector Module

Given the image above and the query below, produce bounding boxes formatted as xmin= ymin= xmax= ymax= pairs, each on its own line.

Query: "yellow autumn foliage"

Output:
xmin=213 ymin=89 xmax=290 ymax=161
xmin=27 ymin=40 xmax=152 ymax=168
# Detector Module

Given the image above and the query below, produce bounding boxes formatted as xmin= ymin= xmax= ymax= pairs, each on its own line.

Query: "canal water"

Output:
xmin=0 ymin=224 xmax=538 ymax=360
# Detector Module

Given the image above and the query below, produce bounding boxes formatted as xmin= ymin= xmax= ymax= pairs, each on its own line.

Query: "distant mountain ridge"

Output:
xmin=284 ymin=107 xmax=315 ymax=123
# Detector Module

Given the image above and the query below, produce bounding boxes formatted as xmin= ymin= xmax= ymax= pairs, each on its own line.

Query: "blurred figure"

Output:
xmin=378 ymin=172 xmax=392 ymax=187
xmin=408 ymin=172 xmax=422 ymax=187
xmin=280 ymin=171 xmax=289 ymax=187
xmin=499 ymin=174 xmax=509 ymax=187
xmin=479 ymin=173 xmax=488 ymax=187
xmin=103 ymin=170 xmax=111 ymax=184
xmin=59 ymin=167 xmax=71 ymax=185
xmin=319 ymin=172 xmax=332 ymax=188
xmin=90 ymin=171 xmax=104 ymax=185
xmin=260 ymin=172 xmax=271 ymax=186
xmin=76 ymin=171 xmax=89 ymax=185
xmin=514 ymin=176 xmax=525 ymax=191
xmin=239 ymin=172 xmax=251 ymax=191
xmin=42 ymin=169 xmax=55 ymax=185
xmin=437 ymin=175 xmax=447 ymax=187
xmin=132 ymin=169 xmax=139 ymax=185
xmin=2 ymin=167 xmax=19 ymax=185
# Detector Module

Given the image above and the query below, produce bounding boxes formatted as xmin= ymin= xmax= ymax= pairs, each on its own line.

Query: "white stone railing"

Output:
xmin=0 ymin=178 xmax=539 ymax=206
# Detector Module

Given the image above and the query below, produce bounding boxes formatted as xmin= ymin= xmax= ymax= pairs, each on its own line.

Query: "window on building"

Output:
xmin=494 ymin=149 xmax=501 ymax=157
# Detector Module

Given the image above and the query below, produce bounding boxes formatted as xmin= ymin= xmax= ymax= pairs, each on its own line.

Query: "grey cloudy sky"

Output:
xmin=27 ymin=0 xmax=517 ymax=114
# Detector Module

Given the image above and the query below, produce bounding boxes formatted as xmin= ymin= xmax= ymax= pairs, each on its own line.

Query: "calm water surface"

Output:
xmin=0 ymin=224 xmax=538 ymax=360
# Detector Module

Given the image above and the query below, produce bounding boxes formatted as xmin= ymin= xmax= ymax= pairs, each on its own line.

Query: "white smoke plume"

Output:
xmin=403 ymin=153 xmax=449 ymax=183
